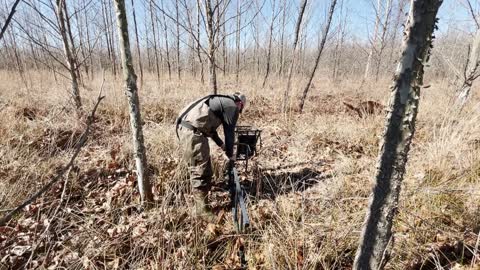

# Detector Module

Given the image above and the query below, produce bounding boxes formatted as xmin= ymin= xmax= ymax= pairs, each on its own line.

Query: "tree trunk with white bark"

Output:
xmin=112 ymin=0 xmax=153 ymax=206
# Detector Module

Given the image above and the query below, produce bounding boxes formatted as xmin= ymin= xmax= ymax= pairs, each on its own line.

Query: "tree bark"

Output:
xmin=112 ymin=0 xmax=153 ymax=206
xmin=353 ymin=1 xmax=442 ymax=269
xmin=298 ymin=0 xmax=337 ymax=112
xmin=56 ymin=0 xmax=82 ymax=111
xmin=282 ymin=0 xmax=308 ymax=112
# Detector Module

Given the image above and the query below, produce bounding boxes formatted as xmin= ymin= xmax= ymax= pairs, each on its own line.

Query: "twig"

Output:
xmin=0 ymin=93 xmax=105 ymax=227
xmin=466 ymin=0 xmax=480 ymax=30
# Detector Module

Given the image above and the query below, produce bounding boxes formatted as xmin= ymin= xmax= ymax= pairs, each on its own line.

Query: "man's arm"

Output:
xmin=223 ymin=107 xmax=239 ymax=158
xmin=211 ymin=131 xmax=224 ymax=147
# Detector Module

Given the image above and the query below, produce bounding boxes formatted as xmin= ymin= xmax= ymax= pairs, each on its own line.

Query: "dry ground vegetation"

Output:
xmin=0 ymin=70 xmax=480 ymax=270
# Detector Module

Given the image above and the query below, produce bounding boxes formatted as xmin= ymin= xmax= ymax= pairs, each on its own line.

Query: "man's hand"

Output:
xmin=222 ymin=153 xmax=236 ymax=171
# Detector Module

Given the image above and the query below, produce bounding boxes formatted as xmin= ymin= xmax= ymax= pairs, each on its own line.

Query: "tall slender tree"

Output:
xmin=353 ymin=0 xmax=443 ymax=269
xmin=298 ymin=0 xmax=337 ymax=112
xmin=261 ymin=0 xmax=279 ymax=88
xmin=205 ymin=0 xmax=218 ymax=93
xmin=282 ymin=0 xmax=308 ymax=112
xmin=56 ymin=0 xmax=82 ymax=110
xmin=112 ymin=0 xmax=153 ymax=206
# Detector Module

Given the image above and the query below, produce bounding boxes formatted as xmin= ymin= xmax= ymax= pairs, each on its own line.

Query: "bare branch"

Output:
xmin=0 ymin=0 xmax=22 ymax=41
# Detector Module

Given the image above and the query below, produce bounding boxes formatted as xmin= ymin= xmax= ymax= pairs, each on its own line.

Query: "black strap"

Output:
xmin=175 ymin=94 xmax=235 ymax=139
xmin=179 ymin=120 xmax=198 ymax=132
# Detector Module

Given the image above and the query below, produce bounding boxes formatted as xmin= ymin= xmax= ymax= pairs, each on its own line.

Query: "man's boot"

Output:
xmin=192 ymin=189 xmax=216 ymax=222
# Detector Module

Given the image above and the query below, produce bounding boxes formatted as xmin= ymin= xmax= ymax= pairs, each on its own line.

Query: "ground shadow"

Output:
xmin=247 ymin=165 xmax=333 ymax=200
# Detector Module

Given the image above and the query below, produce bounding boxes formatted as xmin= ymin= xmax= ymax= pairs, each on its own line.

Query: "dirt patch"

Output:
xmin=343 ymin=99 xmax=385 ymax=118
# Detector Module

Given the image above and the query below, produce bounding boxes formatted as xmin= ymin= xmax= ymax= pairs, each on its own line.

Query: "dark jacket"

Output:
xmin=177 ymin=95 xmax=239 ymax=157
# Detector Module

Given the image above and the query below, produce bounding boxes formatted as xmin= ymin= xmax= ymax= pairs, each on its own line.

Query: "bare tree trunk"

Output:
xmin=374 ymin=0 xmax=393 ymax=81
xmin=108 ymin=1 xmax=118 ymax=77
xmin=161 ymin=1 xmax=172 ymax=80
xmin=456 ymin=29 xmax=480 ymax=107
xmin=235 ymin=0 xmax=241 ymax=83
xmin=222 ymin=15 xmax=227 ymax=77
xmin=7 ymin=27 xmax=27 ymax=87
xmin=353 ymin=1 xmax=442 ymax=269
xmin=332 ymin=0 xmax=346 ymax=82
xmin=145 ymin=12 xmax=152 ymax=72
xmin=103 ymin=0 xmax=117 ymax=77
xmin=29 ymin=39 xmax=39 ymax=70
xmin=74 ymin=3 xmax=90 ymax=78
xmin=131 ymin=0 xmax=144 ymax=85
xmin=56 ymin=0 xmax=82 ymax=110
xmin=112 ymin=0 xmax=153 ymax=206
xmin=196 ymin=0 xmax=204 ymax=84
xmin=83 ymin=0 xmax=94 ymax=78
xmin=278 ymin=0 xmax=287 ymax=76
xmin=176 ymin=0 xmax=181 ymax=80
xmin=262 ymin=0 xmax=277 ymax=88
xmin=150 ymin=0 xmax=160 ymax=81
xmin=386 ymin=0 xmax=407 ymax=71
xmin=101 ymin=0 xmax=113 ymax=73
xmin=282 ymin=0 xmax=308 ymax=112
xmin=205 ymin=0 xmax=218 ymax=94
xmin=63 ymin=1 xmax=82 ymax=84
xmin=364 ymin=0 xmax=381 ymax=80
xmin=298 ymin=0 xmax=337 ymax=112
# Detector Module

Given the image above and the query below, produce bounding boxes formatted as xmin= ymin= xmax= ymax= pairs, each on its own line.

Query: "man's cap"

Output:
xmin=233 ymin=92 xmax=246 ymax=106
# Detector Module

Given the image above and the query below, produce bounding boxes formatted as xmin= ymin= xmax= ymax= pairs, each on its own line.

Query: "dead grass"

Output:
xmin=0 ymin=70 xmax=479 ymax=269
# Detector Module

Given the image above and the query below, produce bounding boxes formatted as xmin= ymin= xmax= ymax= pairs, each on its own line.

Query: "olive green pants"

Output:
xmin=179 ymin=127 xmax=213 ymax=190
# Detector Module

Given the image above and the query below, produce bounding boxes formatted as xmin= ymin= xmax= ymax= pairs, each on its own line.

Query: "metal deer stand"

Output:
xmin=226 ymin=126 xmax=261 ymax=268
